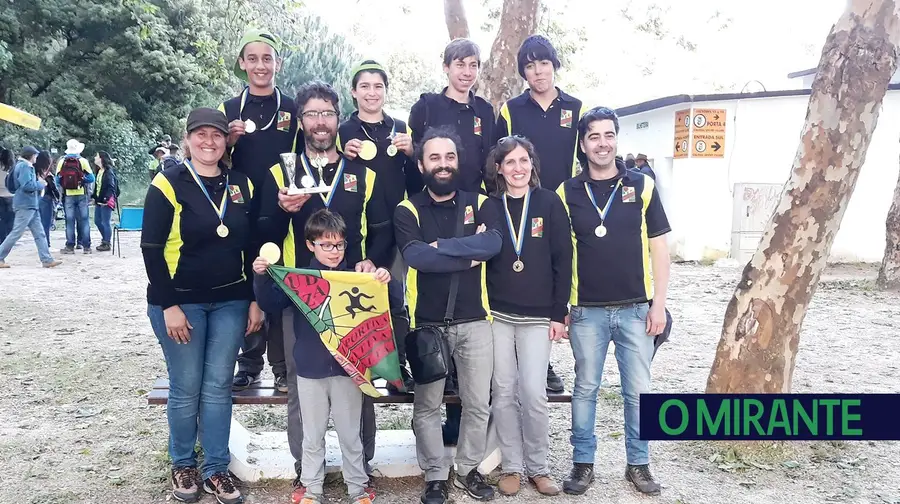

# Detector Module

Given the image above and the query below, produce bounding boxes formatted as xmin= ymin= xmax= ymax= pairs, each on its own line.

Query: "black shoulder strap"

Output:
xmin=444 ymin=192 xmax=466 ymax=324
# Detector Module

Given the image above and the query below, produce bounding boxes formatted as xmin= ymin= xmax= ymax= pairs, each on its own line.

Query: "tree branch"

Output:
xmin=444 ymin=0 xmax=470 ymax=40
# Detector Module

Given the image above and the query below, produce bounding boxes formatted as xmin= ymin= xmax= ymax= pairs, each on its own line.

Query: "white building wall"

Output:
xmin=617 ymin=91 xmax=900 ymax=262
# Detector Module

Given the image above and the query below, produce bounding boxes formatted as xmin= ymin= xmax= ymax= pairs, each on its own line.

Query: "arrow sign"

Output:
xmin=675 ymin=142 xmax=680 ymax=151
xmin=714 ymin=113 xmax=720 ymax=121
xmin=712 ymin=142 xmax=721 ymax=152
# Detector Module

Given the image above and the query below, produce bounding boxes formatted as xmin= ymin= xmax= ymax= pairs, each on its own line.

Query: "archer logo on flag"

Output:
xmin=531 ymin=217 xmax=544 ymax=237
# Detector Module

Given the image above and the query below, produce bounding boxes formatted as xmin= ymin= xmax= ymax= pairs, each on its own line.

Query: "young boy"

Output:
xmin=253 ymin=209 xmax=392 ymax=504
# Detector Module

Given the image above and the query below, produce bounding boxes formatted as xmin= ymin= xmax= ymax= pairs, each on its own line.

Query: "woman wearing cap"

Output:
xmin=482 ymin=136 xmax=572 ymax=497
xmin=142 ymin=107 xmax=264 ymax=504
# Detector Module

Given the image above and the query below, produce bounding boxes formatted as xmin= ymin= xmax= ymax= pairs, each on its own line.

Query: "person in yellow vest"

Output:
xmin=56 ymin=139 xmax=94 ymax=254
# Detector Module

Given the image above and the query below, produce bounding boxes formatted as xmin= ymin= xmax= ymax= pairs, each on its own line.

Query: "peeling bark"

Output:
xmin=877 ymin=152 xmax=900 ymax=289
xmin=707 ymin=0 xmax=900 ymax=393
xmin=444 ymin=0 xmax=470 ymax=40
xmin=478 ymin=0 xmax=540 ymax=108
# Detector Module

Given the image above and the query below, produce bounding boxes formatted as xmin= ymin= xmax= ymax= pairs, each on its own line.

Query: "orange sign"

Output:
xmin=673 ymin=108 xmax=726 ymax=158
xmin=674 ymin=109 xmax=690 ymax=159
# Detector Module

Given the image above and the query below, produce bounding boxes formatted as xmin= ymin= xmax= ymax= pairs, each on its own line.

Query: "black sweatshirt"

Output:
xmin=481 ymin=188 xmax=573 ymax=322
xmin=141 ymin=163 xmax=255 ymax=309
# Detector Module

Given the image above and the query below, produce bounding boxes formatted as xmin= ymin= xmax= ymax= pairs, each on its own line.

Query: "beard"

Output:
xmin=423 ymin=166 xmax=460 ymax=196
xmin=304 ymin=129 xmax=336 ymax=152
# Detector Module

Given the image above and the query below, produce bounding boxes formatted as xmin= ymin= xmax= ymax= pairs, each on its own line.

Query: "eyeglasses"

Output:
xmin=302 ymin=110 xmax=339 ymax=120
xmin=312 ymin=240 xmax=347 ymax=252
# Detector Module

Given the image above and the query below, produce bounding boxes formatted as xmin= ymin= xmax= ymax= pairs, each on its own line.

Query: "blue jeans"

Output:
xmin=94 ymin=205 xmax=112 ymax=243
xmin=39 ymin=198 xmax=55 ymax=246
xmin=0 ymin=208 xmax=53 ymax=263
xmin=569 ymin=303 xmax=654 ymax=465
xmin=64 ymin=194 xmax=90 ymax=248
xmin=0 ymin=198 xmax=13 ymax=243
xmin=148 ymin=300 xmax=250 ymax=479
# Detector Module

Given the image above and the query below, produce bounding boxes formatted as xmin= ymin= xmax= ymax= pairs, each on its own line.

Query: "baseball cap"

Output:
xmin=186 ymin=108 xmax=229 ymax=135
xmin=21 ymin=146 xmax=39 ymax=158
xmin=234 ymin=29 xmax=282 ymax=81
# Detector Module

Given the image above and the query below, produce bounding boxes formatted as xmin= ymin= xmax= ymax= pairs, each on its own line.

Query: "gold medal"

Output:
xmin=259 ymin=242 xmax=281 ymax=264
xmin=513 ymin=260 xmax=524 ymax=273
xmin=386 ymin=144 xmax=398 ymax=157
xmin=358 ymin=140 xmax=377 ymax=161
xmin=217 ymin=223 xmax=229 ymax=238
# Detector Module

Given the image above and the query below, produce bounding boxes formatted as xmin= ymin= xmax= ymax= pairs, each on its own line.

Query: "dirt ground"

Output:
xmin=0 ymin=229 xmax=898 ymax=504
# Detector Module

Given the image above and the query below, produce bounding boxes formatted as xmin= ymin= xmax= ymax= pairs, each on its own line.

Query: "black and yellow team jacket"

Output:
xmin=555 ymin=161 xmax=671 ymax=307
xmin=337 ymin=111 xmax=424 ymax=211
xmin=141 ymin=162 xmax=255 ymax=309
xmin=394 ymin=190 xmax=503 ymax=329
xmin=256 ymin=154 xmax=393 ymax=270
xmin=495 ymin=88 xmax=584 ymax=195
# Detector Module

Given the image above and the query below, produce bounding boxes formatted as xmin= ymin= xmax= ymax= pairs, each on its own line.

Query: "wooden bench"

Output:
xmin=146 ymin=378 xmax=573 ymax=405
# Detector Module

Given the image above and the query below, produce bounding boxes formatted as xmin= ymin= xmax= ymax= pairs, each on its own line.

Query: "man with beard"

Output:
xmin=494 ymin=34 xmax=582 ymax=395
xmin=394 ymin=126 xmax=502 ymax=504
xmin=261 ymin=80 xmax=392 ymax=504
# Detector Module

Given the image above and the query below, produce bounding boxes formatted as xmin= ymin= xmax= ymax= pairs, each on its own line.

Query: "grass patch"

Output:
xmin=818 ymin=279 xmax=878 ymax=292
xmin=702 ymin=441 xmax=799 ymax=473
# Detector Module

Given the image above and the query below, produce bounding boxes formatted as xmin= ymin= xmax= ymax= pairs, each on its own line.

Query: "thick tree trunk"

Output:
xmin=877 ymin=161 xmax=900 ymax=289
xmin=707 ymin=0 xmax=900 ymax=394
xmin=444 ymin=0 xmax=470 ymax=40
xmin=478 ymin=0 xmax=539 ymax=108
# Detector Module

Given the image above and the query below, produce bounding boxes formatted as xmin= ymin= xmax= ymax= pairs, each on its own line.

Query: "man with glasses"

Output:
xmin=260 ymin=80 xmax=392 ymax=503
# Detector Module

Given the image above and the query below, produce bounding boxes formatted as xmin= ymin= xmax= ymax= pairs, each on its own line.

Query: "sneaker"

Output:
xmin=76 ymin=244 xmax=82 ymax=250
xmin=530 ymin=475 xmax=561 ymax=496
xmin=497 ymin=473 xmax=521 ymax=496
xmin=97 ymin=242 xmax=111 ymax=252
xmin=625 ymin=464 xmax=661 ymax=495
xmin=351 ymin=493 xmax=373 ymax=504
xmin=274 ymin=373 xmax=289 ymax=393
xmin=232 ymin=371 xmax=260 ymax=390
xmin=420 ymin=480 xmax=448 ymax=504
xmin=290 ymin=475 xmax=307 ymax=504
xmin=546 ymin=364 xmax=564 ymax=393
xmin=203 ymin=472 xmax=243 ymax=504
xmin=299 ymin=494 xmax=322 ymax=504
xmin=171 ymin=466 xmax=202 ymax=503
xmin=453 ymin=469 xmax=494 ymax=501
xmin=562 ymin=463 xmax=594 ymax=495
xmin=42 ymin=260 xmax=62 ymax=268
xmin=0 ymin=261 xmax=8 ymax=269
xmin=364 ymin=479 xmax=376 ymax=500
xmin=61 ymin=247 xmax=75 ymax=255
xmin=83 ymin=247 xmax=92 ymax=255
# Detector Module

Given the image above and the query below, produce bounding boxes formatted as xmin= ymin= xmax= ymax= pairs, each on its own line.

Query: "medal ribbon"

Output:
xmin=184 ymin=159 xmax=228 ymax=222
xmin=584 ymin=179 xmax=622 ymax=226
xmin=502 ymin=189 xmax=531 ymax=258
xmin=360 ymin=117 xmax=397 ymax=143
xmin=239 ymin=86 xmax=282 ymax=131
xmin=300 ymin=154 xmax=346 ymax=208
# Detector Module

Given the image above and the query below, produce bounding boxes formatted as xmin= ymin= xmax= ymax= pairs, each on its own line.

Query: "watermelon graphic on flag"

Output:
xmin=267 ymin=265 xmax=403 ymax=397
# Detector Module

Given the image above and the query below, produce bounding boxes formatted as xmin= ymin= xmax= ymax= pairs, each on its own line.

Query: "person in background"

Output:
xmin=0 ymin=146 xmax=62 ymax=269
xmin=92 ymin=151 xmax=119 ymax=252
xmin=624 ymin=153 xmax=636 ymax=170
xmin=0 ymin=147 xmax=16 ymax=243
xmin=142 ymin=107 xmax=264 ymax=504
xmin=148 ymin=145 xmax=167 ymax=181
xmin=57 ymin=139 xmax=95 ymax=255
xmin=36 ymin=151 xmax=59 ymax=247
xmin=633 ymin=153 xmax=657 ymax=180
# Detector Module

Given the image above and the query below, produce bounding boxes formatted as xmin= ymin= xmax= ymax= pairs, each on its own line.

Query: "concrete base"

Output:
xmin=228 ymin=419 xmax=501 ymax=482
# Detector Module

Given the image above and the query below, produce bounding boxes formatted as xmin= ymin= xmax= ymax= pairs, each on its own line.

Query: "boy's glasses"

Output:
xmin=313 ymin=240 xmax=347 ymax=252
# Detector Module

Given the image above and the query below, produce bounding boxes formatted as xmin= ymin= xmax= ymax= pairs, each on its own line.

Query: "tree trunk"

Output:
xmin=478 ymin=0 xmax=540 ymax=108
xmin=444 ymin=0 xmax=470 ymax=40
xmin=877 ymin=161 xmax=900 ymax=289
xmin=706 ymin=0 xmax=900 ymax=394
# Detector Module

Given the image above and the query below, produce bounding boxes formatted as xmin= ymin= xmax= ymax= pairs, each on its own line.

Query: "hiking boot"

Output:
xmin=530 ymin=475 xmax=561 ymax=496
xmin=546 ymin=364 xmax=564 ymax=393
xmin=625 ymin=464 xmax=661 ymax=495
xmin=42 ymin=260 xmax=62 ymax=268
xmin=274 ymin=373 xmax=289 ymax=393
xmin=0 ymin=261 xmax=8 ymax=269
xmin=289 ymin=475 xmax=307 ymax=504
xmin=97 ymin=242 xmax=111 ymax=252
xmin=83 ymin=247 xmax=92 ymax=255
xmin=203 ymin=472 xmax=243 ymax=504
xmin=563 ymin=463 xmax=594 ymax=495
xmin=232 ymin=371 xmax=260 ymax=390
xmin=497 ymin=473 xmax=521 ymax=496
xmin=420 ymin=480 xmax=448 ymax=504
xmin=170 ymin=466 xmax=202 ymax=503
xmin=454 ymin=469 xmax=494 ymax=500
xmin=61 ymin=246 xmax=75 ymax=254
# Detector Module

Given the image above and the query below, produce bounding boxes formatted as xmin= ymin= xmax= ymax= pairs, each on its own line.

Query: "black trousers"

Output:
xmin=237 ymin=310 xmax=287 ymax=376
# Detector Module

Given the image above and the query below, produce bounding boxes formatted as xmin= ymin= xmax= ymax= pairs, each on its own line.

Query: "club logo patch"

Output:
xmin=277 ymin=111 xmax=292 ymax=132
xmin=228 ymin=185 xmax=244 ymax=204
xmin=464 ymin=205 xmax=475 ymax=224
xmin=560 ymin=109 xmax=573 ymax=128
xmin=473 ymin=117 xmax=482 ymax=136
xmin=344 ymin=173 xmax=358 ymax=192
xmin=531 ymin=217 xmax=544 ymax=237
xmin=622 ymin=186 xmax=636 ymax=203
